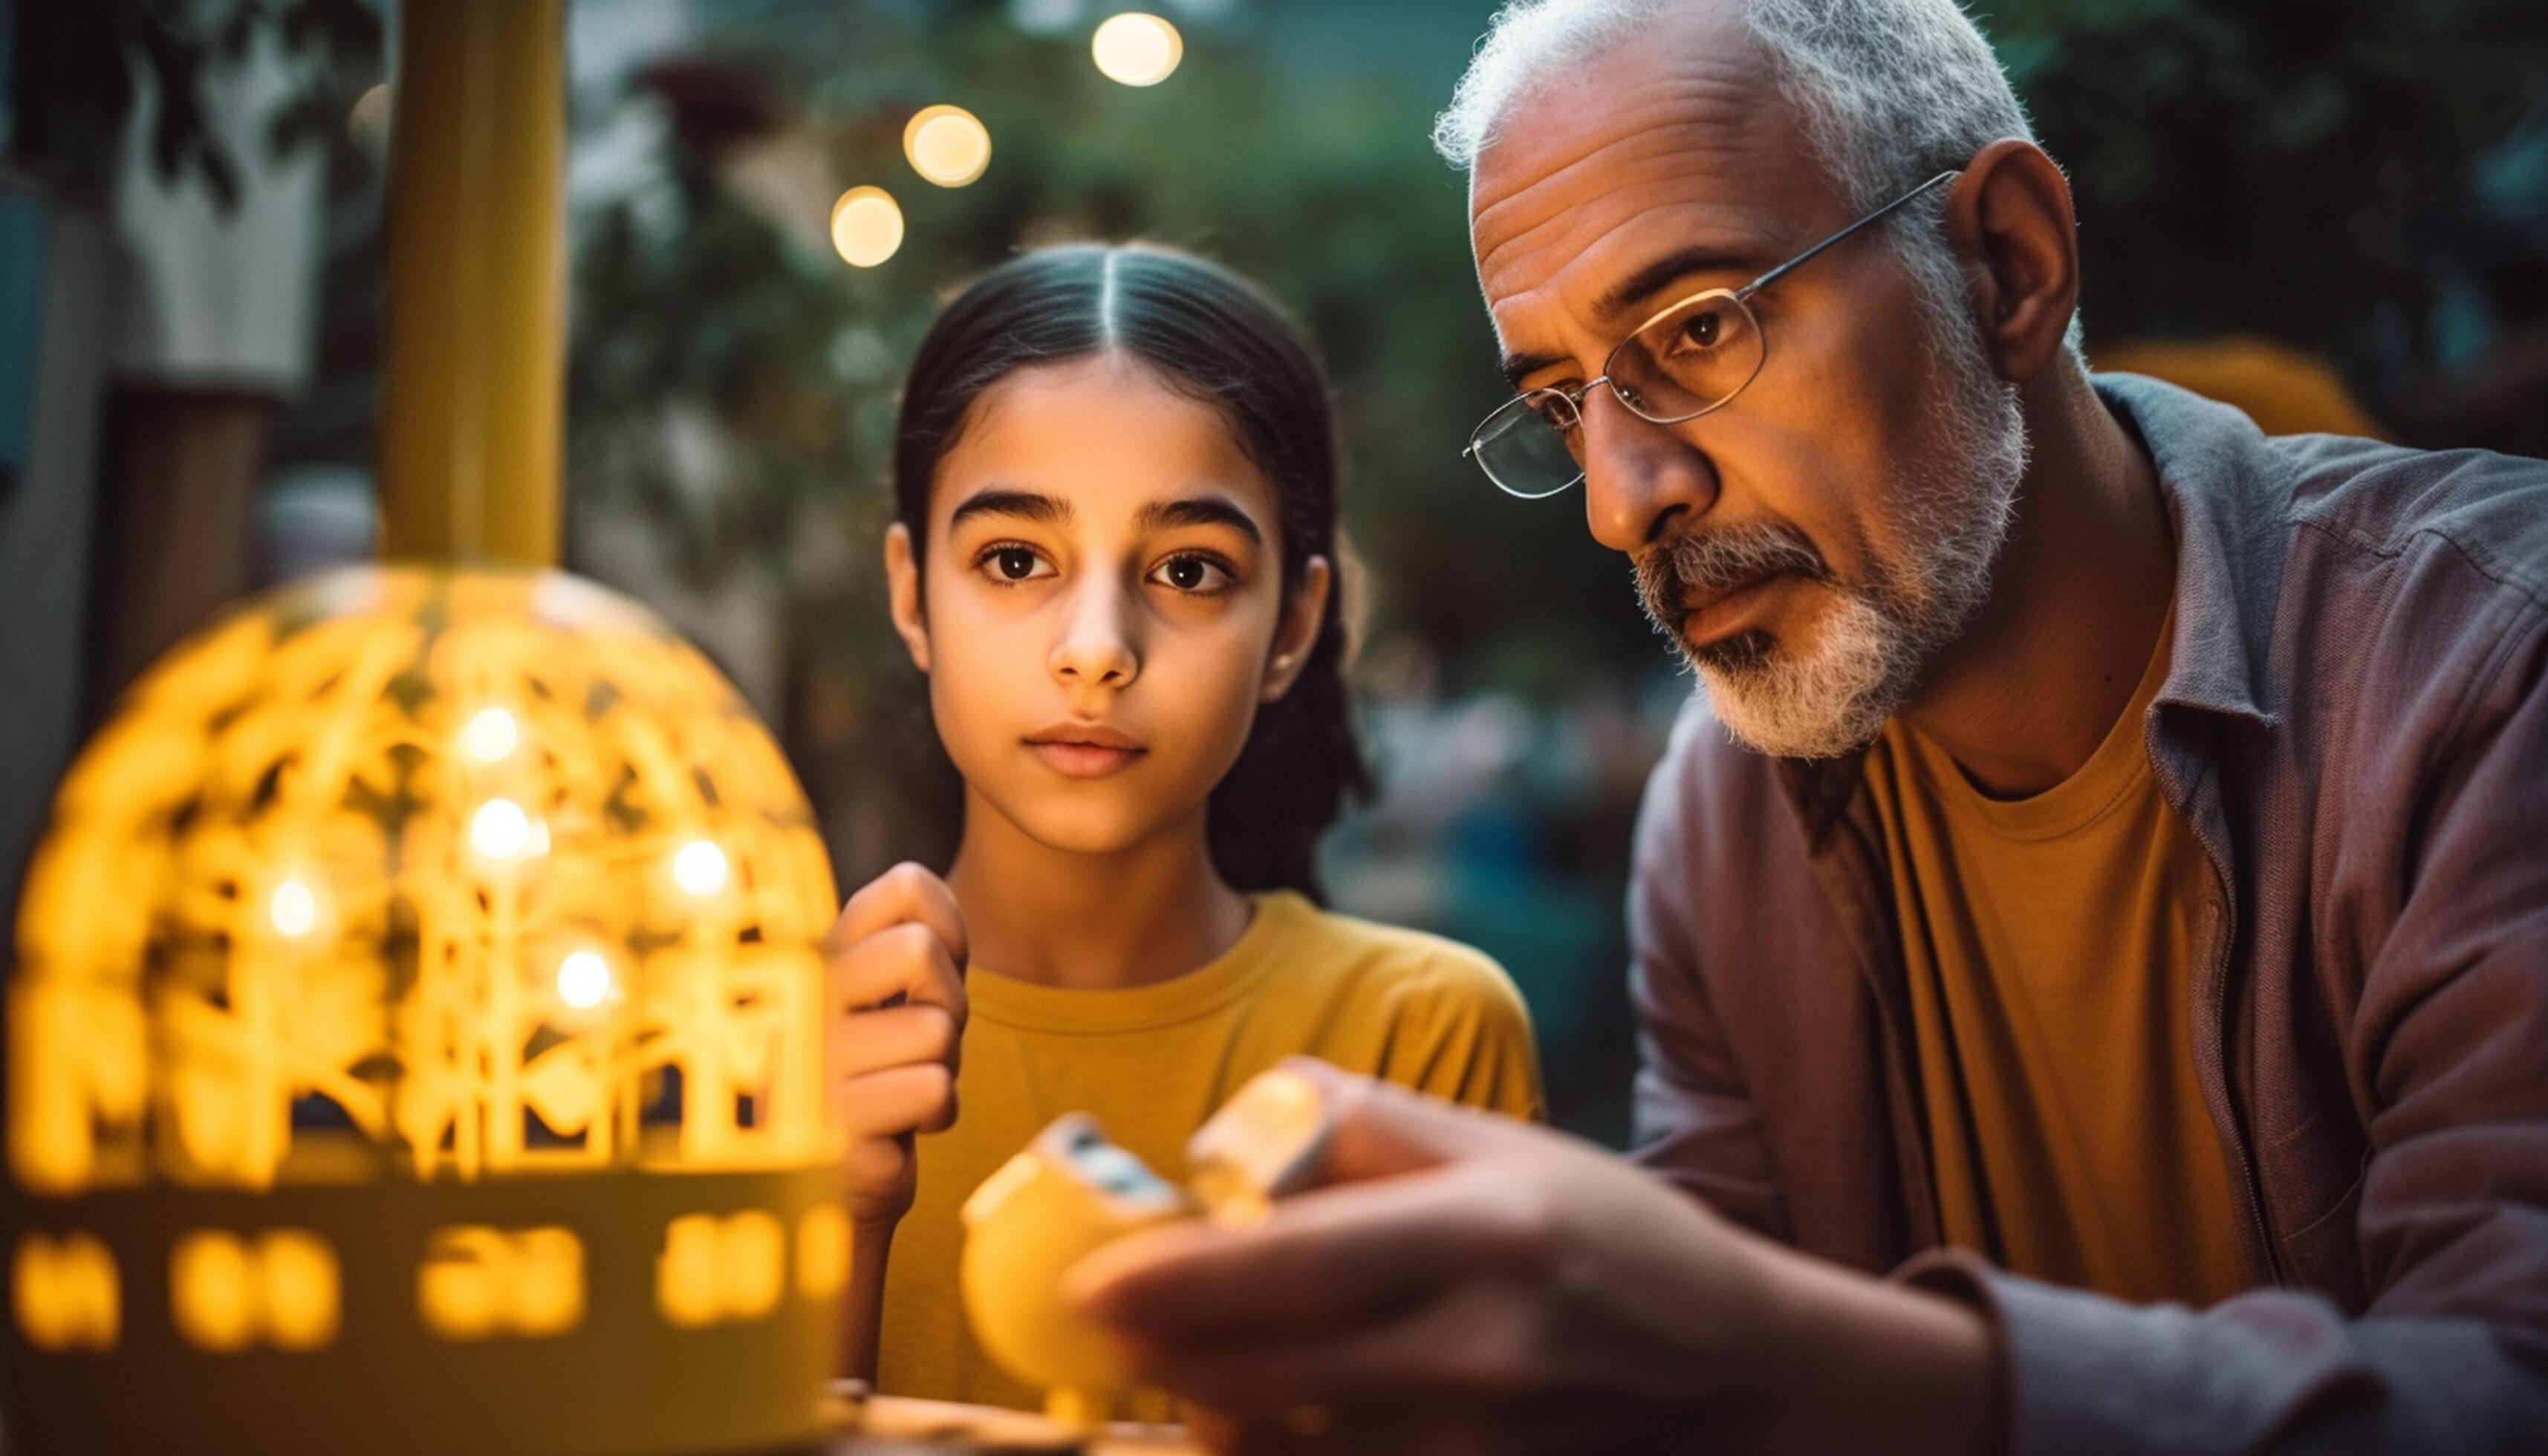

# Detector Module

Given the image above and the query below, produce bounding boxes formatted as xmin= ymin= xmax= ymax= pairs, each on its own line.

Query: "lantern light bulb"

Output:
xmin=270 ymin=881 xmax=317 ymax=937
xmin=672 ymin=840 xmax=729 ymax=895
xmin=461 ymin=706 xmax=519 ymax=762
xmin=470 ymin=799 xmax=537 ymax=861
xmin=556 ymin=951 xmax=613 ymax=1010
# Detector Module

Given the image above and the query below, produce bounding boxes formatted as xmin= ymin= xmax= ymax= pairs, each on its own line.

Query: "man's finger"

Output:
xmin=1274 ymin=1059 xmax=1568 ymax=1188
xmin=828 ymin=921 xmax=967 ymax=1019
xmin=1069 ymin=1160 xmax=1546 ymax=1342
xmin=1119 ymin=1273 xmax=1542 ymax=1417
xmin=827 ymin=861 xmax=967 ymax=966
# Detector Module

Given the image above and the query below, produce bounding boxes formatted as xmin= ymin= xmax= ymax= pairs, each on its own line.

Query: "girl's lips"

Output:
xmin=1026 ymin=739 xmax=1148 ymax=779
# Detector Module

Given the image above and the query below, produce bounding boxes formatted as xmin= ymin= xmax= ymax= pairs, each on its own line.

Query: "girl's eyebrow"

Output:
xmin=949 ymin=487 xmax=1073 ymax=529
xmin=1140 ymin=494 xmax=1263 ymax=544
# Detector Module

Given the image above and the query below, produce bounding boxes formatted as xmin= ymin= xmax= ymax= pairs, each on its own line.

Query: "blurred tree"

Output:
xmin=1992 ymin=0 xmax=2548 ymax=432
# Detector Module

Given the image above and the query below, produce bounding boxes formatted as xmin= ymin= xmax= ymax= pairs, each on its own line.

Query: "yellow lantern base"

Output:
xmin=7 ymin=1163 xmax=842 ymax=1455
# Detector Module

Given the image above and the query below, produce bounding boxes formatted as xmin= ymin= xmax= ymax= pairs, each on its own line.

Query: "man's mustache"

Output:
xmin=1634 ymin=524 xmax=1828 ymax=628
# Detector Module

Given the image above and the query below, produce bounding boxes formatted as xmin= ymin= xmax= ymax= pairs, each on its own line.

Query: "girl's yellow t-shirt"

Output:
xmin=874 ymin=889 xmax=1544 ymax=1415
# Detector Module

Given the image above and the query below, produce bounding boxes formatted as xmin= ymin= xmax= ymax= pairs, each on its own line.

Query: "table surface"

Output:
xmin=827 ymin=1391 xmax=1207 ymax=1455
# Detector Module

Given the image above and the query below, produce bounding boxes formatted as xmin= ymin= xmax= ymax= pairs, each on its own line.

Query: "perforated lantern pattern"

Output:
xmin=5 ymin=565 xmax=847 ymax=1456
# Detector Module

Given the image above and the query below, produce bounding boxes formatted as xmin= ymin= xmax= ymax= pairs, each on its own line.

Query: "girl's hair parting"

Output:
xmin=891 ymin=242 xmax=1370 ymax=900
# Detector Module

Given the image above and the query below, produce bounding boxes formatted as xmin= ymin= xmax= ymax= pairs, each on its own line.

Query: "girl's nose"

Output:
xmin=1050 ymin=576 xmax=1140 ymax=689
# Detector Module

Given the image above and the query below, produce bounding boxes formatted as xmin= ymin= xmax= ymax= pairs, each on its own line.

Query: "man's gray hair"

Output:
xmin=1434 ymin=0 xmax=2035 ymax=209
xmin=1434 ymin=0 xmax=2086 ymax=356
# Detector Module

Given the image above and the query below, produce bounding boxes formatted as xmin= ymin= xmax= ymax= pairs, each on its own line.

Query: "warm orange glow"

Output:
xmin=830 ymin=186 xmax=906 ymax=268
xmin=13 ymin=1233 xmax=119 ymax=1351
xmin=657 ymin=1209 xmax=787 ymax=1327
xmin=418 ymin=1225 xmax=585 ymax=1340
xmin=903 ymin=105 xmax=992 ymax=187
xmin=1092 ymin=13 xmax=1183 ymax=87
xmin=796 ymin=1203 xmax=851 ymax=1299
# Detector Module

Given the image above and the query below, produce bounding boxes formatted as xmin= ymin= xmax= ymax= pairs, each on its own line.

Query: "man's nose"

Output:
xmin=1579 ymin=386 xmax=1719 ymax=554
xmin=1050 ymin=575 xmax=1140 ymax=690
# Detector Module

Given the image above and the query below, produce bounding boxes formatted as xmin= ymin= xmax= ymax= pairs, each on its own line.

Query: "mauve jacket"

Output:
xmin=1628 ymin=374 xmax=2548 ymax=1453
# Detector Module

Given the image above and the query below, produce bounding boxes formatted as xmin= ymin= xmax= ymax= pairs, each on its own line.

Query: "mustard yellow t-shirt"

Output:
xmin=876 ymin=890 xmax=1543 ymax=1414
xmin=1862 ymin=612 xmax=2246 ymax=1306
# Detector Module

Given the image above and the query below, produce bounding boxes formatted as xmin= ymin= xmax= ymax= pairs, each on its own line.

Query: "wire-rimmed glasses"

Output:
xmin=1463 ymin=169 xmax=1960 ymax=499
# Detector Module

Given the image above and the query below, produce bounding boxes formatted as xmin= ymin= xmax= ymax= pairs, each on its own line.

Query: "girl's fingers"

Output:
xmin=826 ymin=1001 xmax=962 ymax=1082
xmin=828 ymin=920 xmax=968 ymax=1023
xmin=828 ymin=862 xmax=967 ymax=968
xmin=833 ymin=1059 xmax=959 ymax=1140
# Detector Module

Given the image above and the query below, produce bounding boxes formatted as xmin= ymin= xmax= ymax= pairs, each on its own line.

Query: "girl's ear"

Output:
xmin=1260 ymin=555 xmax=1331 ymax=704
xmin=885 ymin=523 xmax=932 ymax=674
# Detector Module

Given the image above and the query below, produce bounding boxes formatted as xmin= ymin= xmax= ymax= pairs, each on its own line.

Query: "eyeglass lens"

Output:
xmin=1469 ymin=292 xmax=1765 ymax=498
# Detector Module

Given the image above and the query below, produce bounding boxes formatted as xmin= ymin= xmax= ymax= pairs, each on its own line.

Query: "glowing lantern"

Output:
xmin=4 ymin=565 xmax=843 ymax=1453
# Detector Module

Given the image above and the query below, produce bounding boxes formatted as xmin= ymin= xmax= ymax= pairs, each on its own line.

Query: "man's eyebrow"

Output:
xmin=1595 ymin=244 xmax=1760 ymax=323
xmin=948 ymin=487 xmax=1072 ymax=529
xmin=1498 ymin=245 xmax=1763 ymax=390
xmin=1501 ymin=348 xmax=1570 ymax=391
xmin=1139 ymin=494 xmax=1263 ymax=543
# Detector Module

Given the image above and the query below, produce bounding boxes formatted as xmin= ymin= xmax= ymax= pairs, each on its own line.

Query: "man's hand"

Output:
xmin=1067 ymin=1060 xmax=1996 ymax=1455
xmin=823 ymin=862 xmax=968 ymax=1232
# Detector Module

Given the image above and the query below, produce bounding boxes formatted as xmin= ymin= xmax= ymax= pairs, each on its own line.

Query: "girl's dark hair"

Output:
xmin=891 ymin=243 xmax=1370 ymax=901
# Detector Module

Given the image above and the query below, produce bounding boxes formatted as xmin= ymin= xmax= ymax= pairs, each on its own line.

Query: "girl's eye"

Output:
xmin=977 ymin=545 xmax=1052 ymax=583
xmin=1150 ymin=554 xmax=1232 ymax=594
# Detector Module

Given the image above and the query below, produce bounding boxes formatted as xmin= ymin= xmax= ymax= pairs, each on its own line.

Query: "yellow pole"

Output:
xmin=376 ymin=0 xmax=567 ymax=567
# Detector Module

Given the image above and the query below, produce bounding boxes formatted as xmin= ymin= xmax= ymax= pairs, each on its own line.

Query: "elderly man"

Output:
xmin=1068 ymin=0 xmax=2548 ymax=1451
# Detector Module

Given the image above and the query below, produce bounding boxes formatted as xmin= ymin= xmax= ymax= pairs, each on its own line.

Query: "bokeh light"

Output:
xmin=1092 ymin=12 xmax=1183 ymax=88
xmin=903 ymin=105 xmax=992 ymax=188
xmin=829 ymin=186 xmax=906 ymax=267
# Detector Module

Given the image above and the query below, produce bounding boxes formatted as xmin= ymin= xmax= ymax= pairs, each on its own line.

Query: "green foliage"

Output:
xmin=1987 ymin=0 xmax=2547 ymax=365
xmin=565 ymin=0 xmax=1655 ymax=695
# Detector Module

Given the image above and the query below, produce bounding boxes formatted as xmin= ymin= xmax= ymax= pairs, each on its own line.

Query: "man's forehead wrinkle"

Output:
xmin=1469 ymin=65 xmax=1770 ymax=234
xmin=1485 ymin=202 xmax=1786 ymax=380
xmin=1475 ymin=137 xmax=1778 ymax=313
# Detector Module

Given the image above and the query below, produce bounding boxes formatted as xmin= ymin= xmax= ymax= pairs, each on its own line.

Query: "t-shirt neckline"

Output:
xmin=964 ymin=889 xmax=1308 ymax=1035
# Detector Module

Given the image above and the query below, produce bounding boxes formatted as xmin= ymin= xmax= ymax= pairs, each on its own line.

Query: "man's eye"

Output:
xmin=1149 ymin=555 xmax=1231 ymax=593
xmin=1671 ymin=308 xmax=1726 ymax=353
xmin=978 ymin=546 xmax=1050 ymax=582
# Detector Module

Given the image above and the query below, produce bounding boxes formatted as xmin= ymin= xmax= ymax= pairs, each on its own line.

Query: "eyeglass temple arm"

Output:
xmin=1735 ymin=169 xmax=1960 ymax=301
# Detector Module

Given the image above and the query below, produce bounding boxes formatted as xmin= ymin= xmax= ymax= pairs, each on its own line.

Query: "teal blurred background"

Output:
xmin=4 ymin=0 xmax=2544 ymax=1143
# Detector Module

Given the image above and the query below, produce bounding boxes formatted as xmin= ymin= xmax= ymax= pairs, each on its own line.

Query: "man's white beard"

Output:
xmin=1654 ymin=247 xmax=2031 ymax=760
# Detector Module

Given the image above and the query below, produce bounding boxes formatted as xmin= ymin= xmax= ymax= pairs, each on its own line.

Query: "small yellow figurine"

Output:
xmin=959 ymin=1070 xmax=1343 ymax=1426
xmin=1185 ymin=1065 xmax=1334 ymax=1226
xmin=959 ymin=1115 xmax=1192 ymax=1426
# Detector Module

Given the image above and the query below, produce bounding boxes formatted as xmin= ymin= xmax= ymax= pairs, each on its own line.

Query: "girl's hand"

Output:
xmin=823 ymin=862 xmax=969 ymax=1231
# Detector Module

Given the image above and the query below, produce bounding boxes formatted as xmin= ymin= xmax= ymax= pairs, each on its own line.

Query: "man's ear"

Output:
xmin=1261 ymin=556 xmax=1332 ymax=704
xmin=885 ymin=522 xmax=932 ymax=675
xmin=1945 ymin=137 xmax=2081 ymax=385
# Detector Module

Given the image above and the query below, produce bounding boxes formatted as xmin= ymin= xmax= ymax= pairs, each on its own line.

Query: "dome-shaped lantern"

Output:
xmin=5 ymin=566 xmax=845 ymax=1452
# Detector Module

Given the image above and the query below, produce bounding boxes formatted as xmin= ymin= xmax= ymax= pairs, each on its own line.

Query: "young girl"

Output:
xmin=825 ymin=243 xmax=1541 ymax=1417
